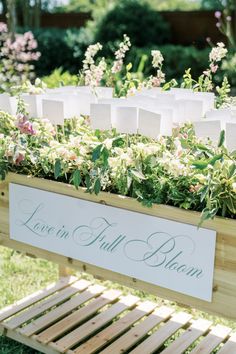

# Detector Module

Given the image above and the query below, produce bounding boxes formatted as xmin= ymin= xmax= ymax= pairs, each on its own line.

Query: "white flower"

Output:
xmin=103 ymin=138 xmax=113 ymax=150
xmin=232 ymin=182 xmax=236 ymax=193
xmin=151 ymin=50 xmax=164 ymax=68
xmin=209 ymin=42 xmax=228 ymax=62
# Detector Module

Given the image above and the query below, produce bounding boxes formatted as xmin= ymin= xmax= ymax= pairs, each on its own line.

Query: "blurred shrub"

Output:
xmin=42 ymin=68 xmax=78 ymax=88
xmin=94 ymin=0 xmax=171 ymax=47
xmin=220 ymin=52 xmax=236 ymax=87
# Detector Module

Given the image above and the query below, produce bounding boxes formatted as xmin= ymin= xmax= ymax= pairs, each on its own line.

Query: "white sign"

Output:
xmin=9 ymin=184 xmax=216 ymax=301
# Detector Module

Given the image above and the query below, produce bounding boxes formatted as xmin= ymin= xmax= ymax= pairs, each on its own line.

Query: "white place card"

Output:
xmin=9 ymin=183 xmax=216 ymax=301
xmin=0 ymin=93 xmax=17 ymax=115
xmin=138 ymin=109 xmax=161 ymax=138
xmin=138 ymin=108 xmax=172 ymax=138
xmin=42 ymin=99 xmax=64 ymax=125
xmin=193 ymin=120 xmax=224 ymax=144
xmin=226 ymin=122 xmax=236 ymax=152
xmin=177 ymin=99 xmax=204 ymax=122
xmin=22 ymin=94 xmax=43 ymax=118
xmin=90 ymin=103 xmax=111 ymax=130
xmin=113 ymin=106 xmax=138 ymax=134
xmin=205 ymin=108 xmax=233 ymax=121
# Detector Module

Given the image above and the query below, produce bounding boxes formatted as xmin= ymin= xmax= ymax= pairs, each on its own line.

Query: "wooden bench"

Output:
xmin=0 ymin=173 xmax=236 ymax=353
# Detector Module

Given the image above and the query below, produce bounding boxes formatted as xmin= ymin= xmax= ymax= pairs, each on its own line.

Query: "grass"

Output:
xmin=0 ymin=245 xmax=235 ymax=353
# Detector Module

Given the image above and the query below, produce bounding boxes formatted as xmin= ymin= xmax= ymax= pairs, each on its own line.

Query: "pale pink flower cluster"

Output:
xmin=16 ymin=113 xmax=36 ymax=135
xmin=209 ymin=42 xmax=227 ymax=62
xmin=82 ymin=43 xmax=107 ymax=88
xmin=147 ymin=50 xmax=165 ymax=87
xmin=0 ymin=23 xmax=40 ymax=91
xmin=84 ymin=57 xmax=107 ymax=88
xmin=5 ymin=143 xmax=25 ymax=165
xmin=151 ymin=50 xmax=164 ymax=68
xmin=203 ymin=42 xmax=228 ymax=79
xmin=111 ymin=34 xmax=131 ymax=74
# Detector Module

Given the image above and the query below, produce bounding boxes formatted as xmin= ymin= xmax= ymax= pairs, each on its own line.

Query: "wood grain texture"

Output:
xmin=1 ymin=173 xmax=236 ymax=319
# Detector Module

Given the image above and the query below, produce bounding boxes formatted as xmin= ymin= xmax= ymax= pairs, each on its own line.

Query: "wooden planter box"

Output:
xmin=0 ymin=173 xmax=236 ymax=320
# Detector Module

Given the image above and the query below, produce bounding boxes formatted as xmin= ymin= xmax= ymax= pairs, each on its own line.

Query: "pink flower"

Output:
xmin=210 ymin=63 xmax=218 ymax=73
xmin=0 ymin=22 xmax=7 ymax=33
xmin=216 ymin=22 xmax=221 ymax=28
xmin=16 ymin=114 xmax=36 ymax=135
xmin=13 ymin=151 xmax=25 ymax=165
xmin=215 ymin=11 xmax=221 ymax=19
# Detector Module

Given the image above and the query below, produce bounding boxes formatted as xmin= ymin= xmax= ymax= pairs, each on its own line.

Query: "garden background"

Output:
xmin=1 ymin=0 xmax=236 ymax=89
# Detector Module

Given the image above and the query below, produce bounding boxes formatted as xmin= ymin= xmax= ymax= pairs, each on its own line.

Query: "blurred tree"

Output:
xmin=6 ymin=0 xmax=16 ymax=37
xmin=201 ymin=0 xmax=236 ymax=9
xmin=56 ymin=0 xmax=201 ymax=12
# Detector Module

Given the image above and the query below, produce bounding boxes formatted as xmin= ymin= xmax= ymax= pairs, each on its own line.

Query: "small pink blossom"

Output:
xmin=13 ymin=151 xmax=25 ymax=165
xmin=16 ymin=114 xmax=36 ymax=135
xmin=215 ymin=11 xmax=221 ymax=19
xmin=210 ymin=63 xmax=218 ymax=73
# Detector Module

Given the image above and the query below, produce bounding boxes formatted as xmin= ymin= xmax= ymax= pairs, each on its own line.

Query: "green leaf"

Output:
xmin=54 ymin=159 xmax=61 ymax=179
xmin=72 ymin=169 xmax=81 ymax=189
xmin=218 ymin=130 xmax=225 ymax=147
xmin=195 ymin=144 xmax=214 ymax=156
xmin=126 ymin=63 xmax=132 ymax=72
xmin=225 ymin=196 xmax=236 ymax=214
xmin=192 ymin=160 xmax=209 ymax=170
xmin=200 ymin=185 xmax=209 ymax=203
xmin=228 ymin=163 xmax=236 ymax=179
xmin=92 ymin=144 xmax=103 ymax=162
xmin=208 ymin=154 xmax=223 ymax=166
xmin=85 ymin=174 xmax=91 ymax=190
xmin=130 ymin=169 xmax=146 ymax=180
xmin=102 ymin=147 xmax=109 ymax=167
xmin=94 ymin=178 xmax=101 ymax=195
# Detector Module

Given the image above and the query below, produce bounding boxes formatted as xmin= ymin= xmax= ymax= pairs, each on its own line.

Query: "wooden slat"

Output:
xmin=129 ymin=312 xmax=192 ymax=354
xmin=36 ymin=289 xmax=121 ymax=345
xmin=5 ymin=279 xmax=89 ymax=330
xmin=190 ymin=325 xmax=232 ymax=354
xmin=161 ymin=319 xmax=212 ymax=354
xmin=0 ymin=276 xmax=77 ymax=322
xmin=0 ymin=326 xmax=59 ymax=354
xmin=20 ymin=284 xmax=104 ymax=337
xmin=101 ymin=306 xmax=174 ymax=354
xmin=50 ymin=295 xmax=138 ymax=352
xmin=72 ymin=301 xmax=156 ymax=354
xmin=218 ymin=333 xmax=236 ymax=354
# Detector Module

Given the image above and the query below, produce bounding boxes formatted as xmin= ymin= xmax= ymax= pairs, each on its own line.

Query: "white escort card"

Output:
xmin=90 ymin=103 xmax=111 ymax=130
xmin=113 ymin=106 xmax=138 ymax=134
xmin=193 ymin=120 xmax=224 ymax=144
xmin=138 ymin=108 xmax=172 ymax=137
xmin=10 ymin=183 xmax=216 ymax=301
xmin=138 ymin=109 xmax=162 ymax=138
xmin=42 ymin=99 xmax=64 ymax=125
xmin=226 ymin=123 xmax=236 ymax=152
xmin=22 ymin=94 xmax=43 ymax=118
xmin=0 ymin=93 xmax=17 ymax=115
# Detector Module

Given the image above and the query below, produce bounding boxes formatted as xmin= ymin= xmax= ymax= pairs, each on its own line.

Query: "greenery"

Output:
xmin=94 ymin=0 xmax=171 ymax=47
xmin=0 ymin=110 xmax=235 ymax=223
xmin=42 ymin=68 xmax=78 ymax=88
